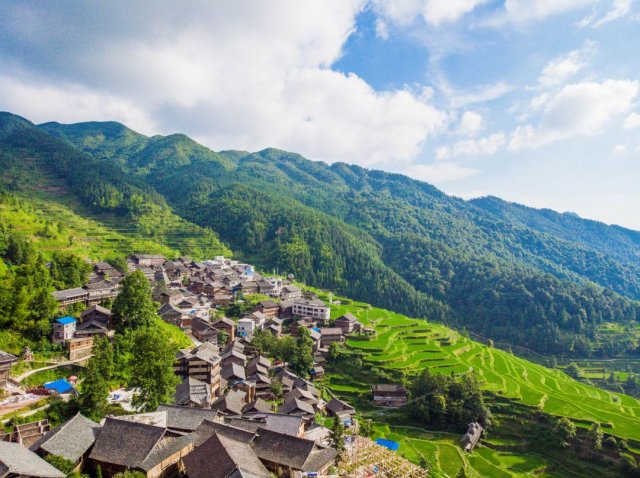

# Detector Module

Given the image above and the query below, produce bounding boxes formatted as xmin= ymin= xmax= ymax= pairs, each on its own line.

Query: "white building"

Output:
xmin=292 ymin=299 xmax=330 ymax=323
xmin=237 ymin=318 xmax=256 ymax=338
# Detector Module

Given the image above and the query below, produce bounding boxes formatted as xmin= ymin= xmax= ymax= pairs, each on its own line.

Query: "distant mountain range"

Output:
xmin=2 ymin=111 xmax=639 ymax=357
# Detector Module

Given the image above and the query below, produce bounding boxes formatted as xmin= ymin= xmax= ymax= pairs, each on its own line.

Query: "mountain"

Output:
xmin=3 ymin=112 xmax=640 ymax=357
xmin=471 ymin=195 xmax=640 ymax=266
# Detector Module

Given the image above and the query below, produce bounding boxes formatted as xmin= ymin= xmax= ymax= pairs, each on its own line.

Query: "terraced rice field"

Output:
xmin=369 ymin=424 xmax=558 ymax=478
xmin=326 ymin=298 xmax=640 ymax=442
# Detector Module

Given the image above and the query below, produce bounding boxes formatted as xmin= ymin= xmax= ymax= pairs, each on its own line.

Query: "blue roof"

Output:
xmin=56 ymin=316 xmax=76 ymax=325
xmin=375 ymin=438 xmax=400 ymax=451
xmin=44 ymin=378 xmax=74 ymax=394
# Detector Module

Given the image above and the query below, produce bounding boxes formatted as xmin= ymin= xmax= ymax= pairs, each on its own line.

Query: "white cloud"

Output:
xmin=612 ymin=144 xmax=628 ymax=154
xmin=624 ymin=112 xmax=640 ymax=129
xmin=446 ymin=81 xmax=513 ymax=108
xmin=373 ymin=0 xmax=489 ymax=26
xmin=403 ymin=162 xmax=479 ymax=182
xmin=0 ymin=0 xmax=450 ymax=168
xmin=457 ymin=111 xmax=484 ymax=137
xmin=537 ymin=41 xmax=596 ymax=87
xmin=502 ymin=0 xmax=598 ymax=22
xmin=0 ymin=74 xmax=153 ymax=134
xmin=509 ymin=79 xmax=639 ymax=150
xmin=375 ymin=18 xmax=389 ymax=39
xmin=437 ymin=133 xmax=506 ymax=159
xmin=580 ymin=0 xmax=633 ymax=27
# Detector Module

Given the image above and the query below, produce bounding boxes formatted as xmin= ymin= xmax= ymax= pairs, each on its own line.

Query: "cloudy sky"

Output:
xmin=1 ymin=1 xmax=639 ymax=229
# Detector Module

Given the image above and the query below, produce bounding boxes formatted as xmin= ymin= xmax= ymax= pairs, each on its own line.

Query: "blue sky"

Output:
xmin=1 ymin=1 xmax=639 ymax=228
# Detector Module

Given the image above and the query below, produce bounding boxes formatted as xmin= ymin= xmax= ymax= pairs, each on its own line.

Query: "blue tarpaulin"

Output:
xmin=44 ymin=378 xmax=74 ymax=394
xmin=375 ymin=438 xmax=400 ymax=451
xmin=55 ymin=316 xmax=76 ymax=325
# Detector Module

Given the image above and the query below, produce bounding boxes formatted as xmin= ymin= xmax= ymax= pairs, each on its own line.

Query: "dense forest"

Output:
xmin=3 ymin=111 xmax=640 ymax=358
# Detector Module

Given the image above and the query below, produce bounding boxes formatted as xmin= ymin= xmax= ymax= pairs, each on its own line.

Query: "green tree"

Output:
xmin=331 ymin=418 xmax=345 ymax=458
xmin=130 ymin=326 xmax=180 ymax=412
xmin=106 ymin=256 xmax=129 ymax=274
xmin=590 ymin=423 xmax=603 ymax=451
xmin=565 ymin=363 xmax=583 ymax=379
xmin=328 ymin=341 xmax=343 ymax=360
xmin=290 ymin=327 xmax=314 ymax=378
xmin=45 ymin=454 xmax=76 ymax=476
xmin=49 ymin=252 xmax=91 ymax=289
xmin=112 ymin=270 xmax=157 ymax=329
xmin=113 ymin=471 xmax=146 ymax=478
xmin=217 ymin=329 xmax=229 ymax=346
xmin=553 ymin=417 xmax=576 ymax=448
xmin=79 ymin=335 xmax=114 ymax=420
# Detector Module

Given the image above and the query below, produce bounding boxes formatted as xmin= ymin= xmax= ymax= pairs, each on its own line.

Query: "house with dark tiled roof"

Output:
xmin=174 ymin=342 xmax=222 ymax=397
xmin=89 ymin=417 xmax=191 ymax=478
xmin=211 ymin=317 xmax=235 ymax=341
xmin=222 ymin=414 xmax=304 ymax=438
xmin=211 ymin=390 xmax=246 ymax=416
xmin=155 ymin=405 xmax=218 ymax=434
xmin=30 ymin=413 xmax=101 ymax=471
xmin=278 ymin=398 xmax=315 ymax=419
xmin=0 ymin=442 xmax=65 ymax=478
xmin=0 ymin=350 xmax=17 ymax=389
xmin=242 ymin=398 xmax=273 ymax=415
xmin=183 ymin=432 xmax=269 ymax=478
xmin=325 ymin=398 xmax=356 ymax=422
xmin=251 ymin=428 xmax=337 ymax=477
xmin=335 ymin=312 xmax=361 ymax=335
xmin=190 ymin=317 xmax=218 ymax=344
xmin=79 ymin=304 xmax=112 ymax=326
xmin=173 ymin=377 xmax=213 ymax=409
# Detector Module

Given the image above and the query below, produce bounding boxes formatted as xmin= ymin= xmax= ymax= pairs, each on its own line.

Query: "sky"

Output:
xmin=1 ymin=1 xmax=639 ymax=229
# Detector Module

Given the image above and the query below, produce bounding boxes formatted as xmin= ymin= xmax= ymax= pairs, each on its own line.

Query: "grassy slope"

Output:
xmin=323 ymin=297 xmax=640 ymax=441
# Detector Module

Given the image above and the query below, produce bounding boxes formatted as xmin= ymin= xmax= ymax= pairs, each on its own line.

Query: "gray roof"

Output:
xmin=155 ymin=404 xmax=218 ymax=432
xmin=223 ymin=413 xmax=302 ymax=437
xmin=80 ymin=304 xmax=112 ymax=318
xmin=0 ymin=442 xmax=65 ymax=478
xmin=242 ymin=398 xmax=273 ymax=414
xmin=183 ymin=433 xmax=269 ymax=478
xmin=191 ymin=421 xmax=255 ymax=446
xmin=325 ymin=398 xmax=355 ymax=415
xmin=174 ymin=377 xmax=212 ymax=407
xmin=89 ymin=417 xmax=165 ymax=469
xmin=0 ymin=350 xmax=17 ymax=365
xmin=212 ymin=390 xmax=246 ymax=416
xmin=221 ymin=363 xmax=246 ymax=382
xmin=52 ymin=287 xmax=87 ymax=300
xmin=336 ymin=313 xmax=358 ymax=323
xmin=278 ymin=398 xmax=315 ymax=416
xmin=139 ymin=433 xmax=194 ymax=471
xmin=31 ymin=413 xmax=101 ymax=462
xmin=252 ymin=429 xmax=337 ymax=472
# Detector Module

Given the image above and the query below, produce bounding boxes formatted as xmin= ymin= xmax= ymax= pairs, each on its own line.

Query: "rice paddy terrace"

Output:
xmin=322 ymin=296 xmax=640 ymax=443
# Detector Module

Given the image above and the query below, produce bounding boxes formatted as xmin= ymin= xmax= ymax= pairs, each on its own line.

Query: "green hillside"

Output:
xmin=0 ymin=112 xmax=230 ymax=260
xmin=472 ymin=195 xmax=640 ymax=266
xmin=37 ymin=116 xmax=640 ymax=359
xmin=316 ymin=291 xmax=640 ymax=477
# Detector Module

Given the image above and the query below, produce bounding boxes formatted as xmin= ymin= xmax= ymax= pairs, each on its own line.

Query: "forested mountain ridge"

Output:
xmin=471 ymin=195 xmax=640 ymax=266
xmin=4 ymin=111 xmax=640 ymax=357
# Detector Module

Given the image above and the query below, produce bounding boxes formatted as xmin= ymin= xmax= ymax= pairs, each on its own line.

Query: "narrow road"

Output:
xmin=14 ymin=355 xmax=92 ymax=382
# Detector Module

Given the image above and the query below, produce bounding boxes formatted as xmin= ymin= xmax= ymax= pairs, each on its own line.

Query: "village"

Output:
xmin=0 ymin=254 xmax=481 ymax=478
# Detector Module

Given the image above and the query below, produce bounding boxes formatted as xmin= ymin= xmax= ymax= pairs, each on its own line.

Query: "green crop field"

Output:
xmin=322 ymin=296 xmax=640 ymax=442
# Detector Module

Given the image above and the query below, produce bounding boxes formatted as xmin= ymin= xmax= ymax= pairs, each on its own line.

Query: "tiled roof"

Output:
xmin=31 ymin=413 xmax=101 ymax=463
xmin=0 ymin=442 xmax=65 ymax=478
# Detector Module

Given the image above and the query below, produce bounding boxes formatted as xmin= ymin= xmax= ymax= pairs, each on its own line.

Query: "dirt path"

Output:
xmin=14 ymin=356 xmax=92 ymax=382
